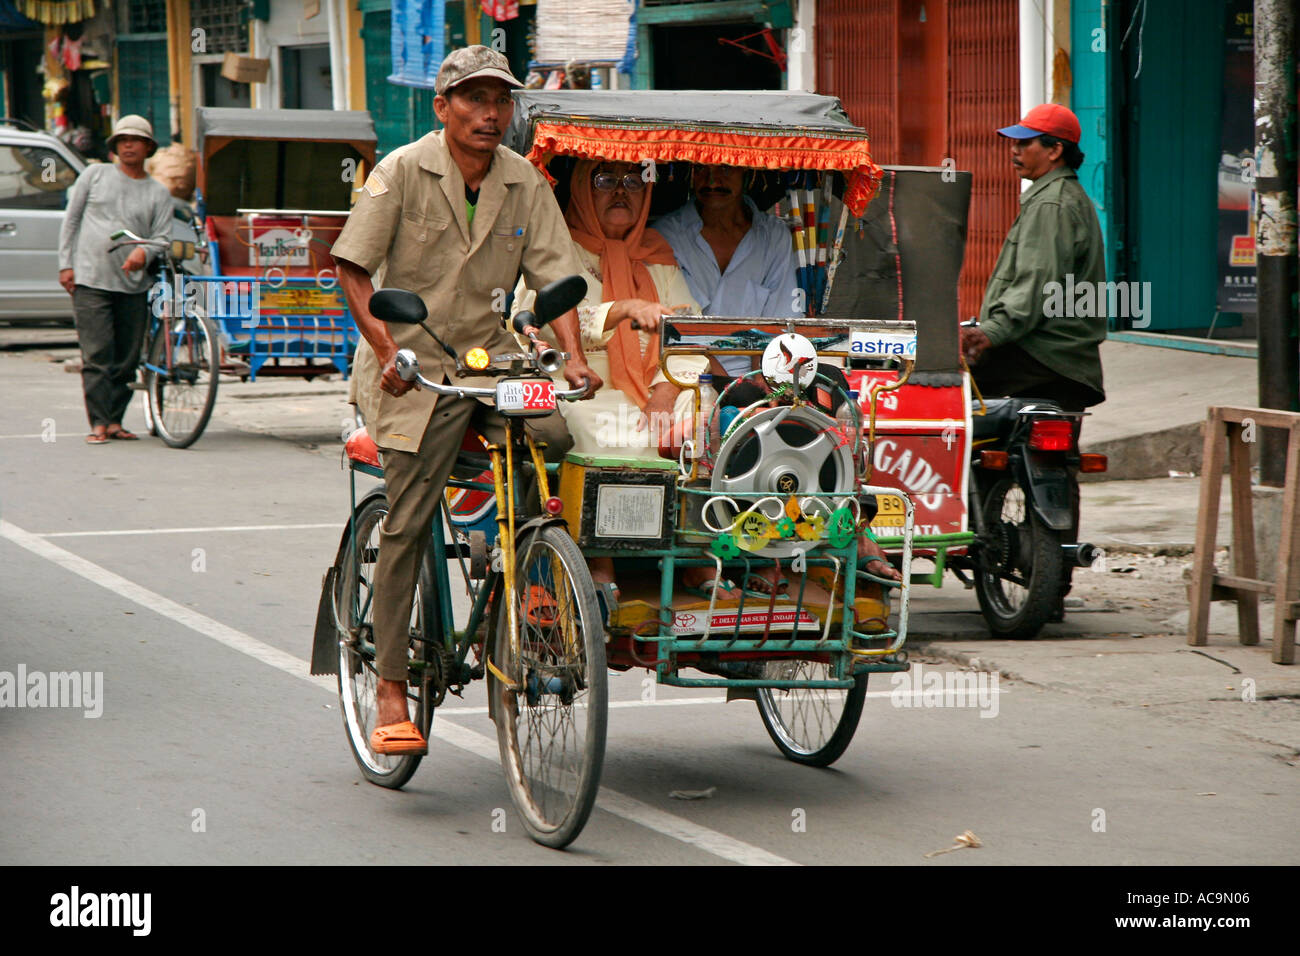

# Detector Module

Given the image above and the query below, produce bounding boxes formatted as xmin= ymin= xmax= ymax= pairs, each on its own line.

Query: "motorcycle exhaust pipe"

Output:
xmin=1063 ymin=542 xmax=1102 ymax=567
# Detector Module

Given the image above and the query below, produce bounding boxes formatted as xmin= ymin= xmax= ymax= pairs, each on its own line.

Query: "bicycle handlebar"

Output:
xmin=393 ymin=348 xmax=590 ymax=400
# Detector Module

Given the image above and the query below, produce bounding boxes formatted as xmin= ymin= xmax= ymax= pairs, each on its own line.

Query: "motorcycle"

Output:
xmin=956 ymin=388 xmax=1107 ymax=639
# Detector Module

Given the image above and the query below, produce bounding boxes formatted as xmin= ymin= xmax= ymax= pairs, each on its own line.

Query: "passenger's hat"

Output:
xmin=997 ymin=103 xmax=1082 ymax=143
xmin=434 ymin=45 xmax=522 ymax=96
xmin=107 ymin=114 xmax=159 ymax=157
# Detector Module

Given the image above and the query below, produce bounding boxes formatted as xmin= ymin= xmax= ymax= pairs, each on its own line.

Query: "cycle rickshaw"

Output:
xmin=314 ymin=90 xmax=963 ymax=849
xmin=129 ymin=109 xmax=377 ymax=448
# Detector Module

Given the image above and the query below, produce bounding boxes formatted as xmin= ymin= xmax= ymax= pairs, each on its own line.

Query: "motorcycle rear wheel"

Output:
xmin=974 ymin=477 xmax=1064 ymax=640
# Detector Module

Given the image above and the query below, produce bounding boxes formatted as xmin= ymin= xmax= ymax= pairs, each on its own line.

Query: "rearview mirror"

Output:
xmin=532 ymin=275 xmax=586 ymax=327
xmin=369 ymin=288 xmax=427 ymax=324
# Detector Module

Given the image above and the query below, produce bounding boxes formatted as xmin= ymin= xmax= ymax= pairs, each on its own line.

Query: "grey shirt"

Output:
xmin=58 ymin=163 xmax=172 ymax=294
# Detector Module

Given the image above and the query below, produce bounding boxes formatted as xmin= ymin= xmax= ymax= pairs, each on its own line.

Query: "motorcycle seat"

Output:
xmin=970 ymin=397 xmax=1063 ymax=441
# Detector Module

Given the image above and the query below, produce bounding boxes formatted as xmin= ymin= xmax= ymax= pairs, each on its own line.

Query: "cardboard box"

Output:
xmin=221 ymin=53 xmax=271 ymax=84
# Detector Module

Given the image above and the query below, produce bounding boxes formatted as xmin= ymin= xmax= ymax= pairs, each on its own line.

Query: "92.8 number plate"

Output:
xmin=495 ymin=378 xmax=557 ymax=416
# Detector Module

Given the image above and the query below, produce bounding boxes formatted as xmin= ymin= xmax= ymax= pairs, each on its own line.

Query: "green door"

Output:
xmin=116 ymin=35 xmax=171 ymax=146
xmin=1116 ymin=0 xmax=1227 ymax=333
xmin=360 ymin=8 xmax=440 ymax=158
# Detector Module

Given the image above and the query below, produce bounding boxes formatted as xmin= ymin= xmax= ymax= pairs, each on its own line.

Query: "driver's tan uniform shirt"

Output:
xmin=332 ymin=130 xmax=582 ymax=453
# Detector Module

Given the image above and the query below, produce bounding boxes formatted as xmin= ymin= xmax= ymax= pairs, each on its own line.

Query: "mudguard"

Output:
xmin=311 ymin=565 xmax=341 ymax=676
xmin=312 ymin=487 xmax=389 ymax=676
xmin=1018 ymin=452 xmax=1074 ymax=531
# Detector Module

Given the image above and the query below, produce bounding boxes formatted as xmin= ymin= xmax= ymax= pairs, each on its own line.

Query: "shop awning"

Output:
xmin=12 ymin=0 xmax=94 ymax=26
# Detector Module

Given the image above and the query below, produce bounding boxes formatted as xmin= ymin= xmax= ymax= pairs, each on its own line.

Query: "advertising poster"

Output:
xmin=1217 ymin=0 xmax=1256 ymax=313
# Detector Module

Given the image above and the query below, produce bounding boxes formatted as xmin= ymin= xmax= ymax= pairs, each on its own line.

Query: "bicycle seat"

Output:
xmin=344 ymin=426 xmax=491 ymax=478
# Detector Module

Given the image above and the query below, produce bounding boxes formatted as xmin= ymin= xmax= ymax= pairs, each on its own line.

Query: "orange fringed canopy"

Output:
xmin=524 ymin=120 xmax=883 ymax=217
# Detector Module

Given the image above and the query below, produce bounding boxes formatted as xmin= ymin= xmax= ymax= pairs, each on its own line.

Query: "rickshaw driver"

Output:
xmin=332 ymin=46 xmax=602 ymax=756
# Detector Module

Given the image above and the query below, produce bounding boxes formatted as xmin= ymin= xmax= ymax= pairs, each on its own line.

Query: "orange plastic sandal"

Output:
xmin=523 ymin=585 xmax=559 ymax=627
xmin=369 ymin=719 xmax=427 ymax=755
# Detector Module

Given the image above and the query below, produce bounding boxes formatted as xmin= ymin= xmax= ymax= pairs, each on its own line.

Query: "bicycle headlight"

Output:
xmin=465 ymin=347 xmax=490 ymax=371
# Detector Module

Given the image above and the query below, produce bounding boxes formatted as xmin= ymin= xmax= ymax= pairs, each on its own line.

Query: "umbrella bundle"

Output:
xmin=773 ymin=171 xmax=843 ymax=317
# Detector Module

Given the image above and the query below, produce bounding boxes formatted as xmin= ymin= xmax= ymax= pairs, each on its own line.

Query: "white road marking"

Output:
xmin=1 ymin=518 xmax=800 ymax=867
xmin=0 ymin=434 xmax=46 ymax=439
xmin=39 ymin=523 xmax=342 ymax=538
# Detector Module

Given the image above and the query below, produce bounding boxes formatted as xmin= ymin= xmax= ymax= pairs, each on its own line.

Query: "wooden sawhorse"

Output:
xmin=1188 ymin=405 xmax=1300 ymax=664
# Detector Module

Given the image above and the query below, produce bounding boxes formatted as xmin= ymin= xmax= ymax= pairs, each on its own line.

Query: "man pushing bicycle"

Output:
xmin=332 ymin=46 xmax=601 ymax=756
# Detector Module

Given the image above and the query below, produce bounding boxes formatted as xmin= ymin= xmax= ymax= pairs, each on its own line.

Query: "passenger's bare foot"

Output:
xmin=745 ymin=565 xmax=788 ymax=595
xmin=376 ymin=678 xmax=410 ymax=727
xmin=859 ymin=536 xmax=902 ymax=581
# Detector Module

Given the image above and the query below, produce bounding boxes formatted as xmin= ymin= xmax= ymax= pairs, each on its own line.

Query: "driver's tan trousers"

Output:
xmin=373 ymin=397 xmax=572 ymax=682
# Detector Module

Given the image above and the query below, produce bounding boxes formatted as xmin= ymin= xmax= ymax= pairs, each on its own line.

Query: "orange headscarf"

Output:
xmin=564 ymin=160 xmax=677 ymax=409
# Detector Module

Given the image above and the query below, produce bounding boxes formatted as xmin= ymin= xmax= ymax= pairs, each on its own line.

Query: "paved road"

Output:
xmin=1 ymin=346 xmax=1295 ymax=865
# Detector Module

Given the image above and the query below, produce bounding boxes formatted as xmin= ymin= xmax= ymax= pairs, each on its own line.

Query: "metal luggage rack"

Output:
xmin=627 ymin=484 xmax=915 ymax=689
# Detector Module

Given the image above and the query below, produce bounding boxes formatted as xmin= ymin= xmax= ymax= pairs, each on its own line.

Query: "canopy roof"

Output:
xmin=196 ymin=108 xmax=377 ymax=151
xmin=505 ymin=90 xmax=882 ymax=216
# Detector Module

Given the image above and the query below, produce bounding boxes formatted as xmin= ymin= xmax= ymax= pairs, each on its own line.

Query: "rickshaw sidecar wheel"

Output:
xmin=973 ymin=477 xmax=1065 ymax=640
xmin=756 ymin=665 xmax=868 ymax=767
xmin=334 ymin=494 xmax=437 ymax=790
xmin=489 ymin=525 xmax=606 ymax=849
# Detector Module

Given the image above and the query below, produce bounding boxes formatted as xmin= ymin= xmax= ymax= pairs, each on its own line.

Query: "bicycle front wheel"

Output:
xmin=145 ymin=312 xmax=218 ymax=448
xmin=489 ymin=524 xmax=606 ymax=849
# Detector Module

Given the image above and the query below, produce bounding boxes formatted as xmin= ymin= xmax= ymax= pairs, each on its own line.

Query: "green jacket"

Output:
xmin=978 ymin=166 xmax=1107 ymax=397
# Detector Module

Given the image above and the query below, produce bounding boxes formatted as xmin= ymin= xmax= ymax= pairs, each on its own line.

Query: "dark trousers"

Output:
xmin=72 ymin=286 xmax=148 ymax=428
xmin=372 ymin=399 xmax=572 ymax=682
xmin=975 ymin=343 xmax=1095 ymax=601
xmin=972 ymin=343 xmax=1102 ymax=413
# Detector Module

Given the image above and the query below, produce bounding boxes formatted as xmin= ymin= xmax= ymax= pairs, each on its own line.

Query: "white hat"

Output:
xmin=107 ymin=114 xmax=158 ymax=157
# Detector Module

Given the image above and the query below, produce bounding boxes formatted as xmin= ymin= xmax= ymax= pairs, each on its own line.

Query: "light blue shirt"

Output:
xmin=653 ymin=197 xmax=799 ymax=377
xmin=653 ymin=196 xmax=799 ymax=319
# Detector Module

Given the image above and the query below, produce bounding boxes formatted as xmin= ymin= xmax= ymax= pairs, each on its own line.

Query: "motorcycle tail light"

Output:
xmin=978 ymin=450 xmax=1008 ymax=470
xmin=1079 ymin=453 xmax=1108 ymax=473
xmin=543 ymin=496 xmax=564 ymax=516
xmin=1028 ymin=420 xmax=1074 ymax=451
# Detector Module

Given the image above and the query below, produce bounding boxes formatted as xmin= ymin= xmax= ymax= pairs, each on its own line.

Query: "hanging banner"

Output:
xmin=1216 ymin=0 xmax=1256 ymax=313
xmin=388 ymin=0 xmax=446 ymax=90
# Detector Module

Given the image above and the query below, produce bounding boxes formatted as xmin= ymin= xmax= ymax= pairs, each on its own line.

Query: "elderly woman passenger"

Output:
xmin=512 ymin=160 xmax=708 ymax=598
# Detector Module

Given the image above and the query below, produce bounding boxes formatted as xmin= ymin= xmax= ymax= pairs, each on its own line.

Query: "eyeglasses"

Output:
xmin=592 ymin=171 xmax=646 ymax=193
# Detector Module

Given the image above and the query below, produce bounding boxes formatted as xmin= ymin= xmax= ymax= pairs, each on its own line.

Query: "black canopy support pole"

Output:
xmin=1254 ymin=0 xmax=1300 ymax=486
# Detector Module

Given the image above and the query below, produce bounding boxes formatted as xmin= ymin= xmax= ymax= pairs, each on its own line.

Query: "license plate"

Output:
xmin=874 ymin=493 xmax=907 ymax=527
xmin=495 ymin=378 xmax=556 ymax=414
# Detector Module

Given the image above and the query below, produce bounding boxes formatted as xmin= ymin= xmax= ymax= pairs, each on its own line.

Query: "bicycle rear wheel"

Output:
xmin=145 ymin=312 xmax=218 ymax=448
xmin=334 ymin=493 xmax=436 ymax=789
xmin=489 ymin=524 xmax=606 ymax=848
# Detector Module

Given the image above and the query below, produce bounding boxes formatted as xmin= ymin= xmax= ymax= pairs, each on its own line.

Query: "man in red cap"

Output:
xmin=959 ymin=103 xmax=1106 ymax=410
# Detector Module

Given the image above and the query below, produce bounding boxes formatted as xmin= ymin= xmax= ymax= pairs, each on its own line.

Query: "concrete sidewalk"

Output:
xmin=1080 ymin=339 xmax=1257 ymax=479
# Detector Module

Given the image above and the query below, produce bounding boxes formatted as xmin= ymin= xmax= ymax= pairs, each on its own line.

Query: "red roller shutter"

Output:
xmin=948 ymin=0 xmax=1020 ymax=321
xmin=817 ymin=0 xmax=1020 ymax=321
xmin=817 ymin=0 xmax=900 ymax=162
